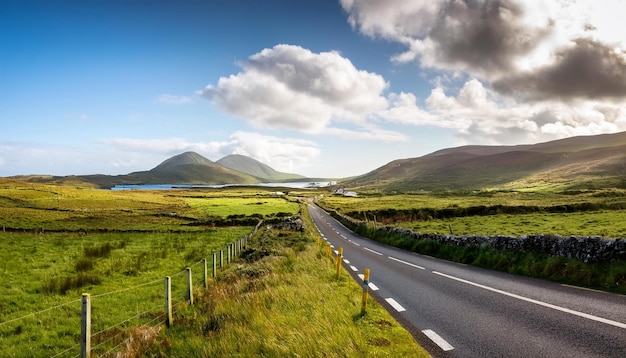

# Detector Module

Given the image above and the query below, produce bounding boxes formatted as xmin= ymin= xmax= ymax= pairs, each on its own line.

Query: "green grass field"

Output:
xmin=319 ymin=190 xmax=626 ymax=238
xmin=0 ymin=179 xmax=428 ymax=357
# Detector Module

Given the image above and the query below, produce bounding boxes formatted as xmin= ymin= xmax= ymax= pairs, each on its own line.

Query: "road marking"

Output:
xmin=432 ymin=271 xmax=626 ymax=329
xmin=422 ymin=329 xmax=454 ymax=351
xmin=363 ymin=247 xmax=383 ymax=256
xmin=330 ymin=244 xmax=335 ymax=248
xmin=350 ymin=265 xmax=358 ymax=272
xmin=385 ymin=298 xmax=406 ymax=312
xmin=349 ymin=240 xmax=361 ymax=246
xmin=343 ymin=259 xmax=350 ymax=264
xmin=340 ymin=234 xmax=347 ymax=239
xmin=388 ymin=256 xmax=426 ymax=270
xmin=357 ymin=274 xmax=378 ymax=290
xmin=333 ymin=250 xmax=338 ymax=255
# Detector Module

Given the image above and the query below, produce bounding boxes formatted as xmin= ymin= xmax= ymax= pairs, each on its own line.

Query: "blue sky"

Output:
xmin=2 ymin=0 xmax=625 ymax=178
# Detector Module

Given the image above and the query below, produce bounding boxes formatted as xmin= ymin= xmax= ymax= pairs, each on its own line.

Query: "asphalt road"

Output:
xmin=307 ymin=204 xmax=626 ymax=358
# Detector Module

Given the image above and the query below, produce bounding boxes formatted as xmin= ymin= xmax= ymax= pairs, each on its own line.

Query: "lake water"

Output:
xmin=110 ymin=182 xmax=334 ymax=190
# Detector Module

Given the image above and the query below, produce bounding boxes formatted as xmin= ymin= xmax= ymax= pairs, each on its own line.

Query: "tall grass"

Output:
xmin=135 ymin=213 xmax=429 ymax=357
xmin=0 ymin=181 xmax=429 ymax=357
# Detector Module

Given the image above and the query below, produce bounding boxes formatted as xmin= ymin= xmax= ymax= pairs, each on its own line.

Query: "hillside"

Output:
xmin=10 ymin=152 xmax=312 ymax=189
xmin=343 ymin=131 xmax=626 ymax=192
xmin=216 ymin=154 xmax=305 ymax=182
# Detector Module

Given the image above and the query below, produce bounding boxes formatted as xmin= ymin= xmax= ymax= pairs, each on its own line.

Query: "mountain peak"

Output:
xmin=216 ymin=154 xmax=304 ymax=181
xmin=152 ymin=151 xmax=214 ymax=171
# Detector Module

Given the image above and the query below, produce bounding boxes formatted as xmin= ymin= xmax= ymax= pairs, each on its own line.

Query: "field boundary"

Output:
xmin=0 ymin=222 xmax=262 ymax=357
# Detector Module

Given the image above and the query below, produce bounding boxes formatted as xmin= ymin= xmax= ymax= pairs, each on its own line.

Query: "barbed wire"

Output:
xmin=91 ymin=304 xmax=162 ymax=338
xmin=98 ymin=333 xmax=131 ymax=358
xmin=90 ymin=327 xmax=126 ymax=354
xmin=91 ymin=277 xmax=162 ymax=299
xmin=50 ymin=342 xmax=80 ymax=358
xmin=0 ymin=297 xmax=81 ymax=327
xmin=3 ymin=234 xmax=250 ymax=355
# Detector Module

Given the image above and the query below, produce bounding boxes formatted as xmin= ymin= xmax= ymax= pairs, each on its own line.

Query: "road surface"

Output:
xmin=308 ymin=204 xmax=626 ymax=358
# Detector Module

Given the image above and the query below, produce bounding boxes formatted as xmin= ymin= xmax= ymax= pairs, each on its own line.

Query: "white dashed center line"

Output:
xmin=385 ymin=298 xmax=406 ymax=312
xmin=422 ymin=329 xmax=454 ymax=351
xmin=388 ymin=256 xmax=426 ymax=270
xmin=363 ymin=247 xmax=383 ymax=255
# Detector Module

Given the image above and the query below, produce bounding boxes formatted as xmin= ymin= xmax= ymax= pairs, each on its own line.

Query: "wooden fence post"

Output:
xmin=336 ymin=247 xmax=343 ymax=279
xmin=186 ymin=268 xmax=193 ymax=305
xmin=361 ymin=268 xmax=370 ymax=315
xmin=212 ymin=252 xmax=217 ymax=278
xmin=202 ymin=258 xmax=208 ymax=290
xmin=165 ymin=276 xmax=172 ymax=328
xmin=220 ymin=250 xmax=224 ymax=268
xmin=227 ymin=244 xmax=231 ymax=264
xmin=80 ymin=293 xmax=91 ymax=358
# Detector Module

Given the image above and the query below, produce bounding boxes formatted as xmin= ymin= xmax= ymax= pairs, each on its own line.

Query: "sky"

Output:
xmin=1 ymin=0 xmax=625 ymax=178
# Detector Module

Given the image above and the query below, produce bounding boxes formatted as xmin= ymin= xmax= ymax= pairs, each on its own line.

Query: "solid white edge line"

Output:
xmin=432 ymin=271 xmax=626 ymax=329
xmin=385 ymin=297 xmax=406 ymax=312
xmin=422 ymin=329 xmax=454 ymax=351
xmin=363 ymin=247 xmax=383 ymax=255
xmin=388 ymin=256 xmax=426 ymax=270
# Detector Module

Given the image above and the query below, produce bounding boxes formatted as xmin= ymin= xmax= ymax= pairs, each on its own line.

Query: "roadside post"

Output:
xmin=336 ymin=247 xmax=343 ymax=279
xmin=361 ymin=268 xmax=370 ymax=314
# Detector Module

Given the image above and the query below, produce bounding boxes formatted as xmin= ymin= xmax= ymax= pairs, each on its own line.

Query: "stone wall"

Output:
xmin=328 ymin=210 xmax=626 ymax=263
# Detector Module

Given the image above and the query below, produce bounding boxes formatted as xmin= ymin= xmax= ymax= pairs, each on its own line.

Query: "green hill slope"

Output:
xmin=343 ymin=132 xmax=626 ymax=192
xmin=216 ymin=154 xmax=305 ymax=182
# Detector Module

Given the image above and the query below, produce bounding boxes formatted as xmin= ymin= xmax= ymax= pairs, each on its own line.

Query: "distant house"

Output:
xmin=332 ymin=187 xmax=357 ymax=197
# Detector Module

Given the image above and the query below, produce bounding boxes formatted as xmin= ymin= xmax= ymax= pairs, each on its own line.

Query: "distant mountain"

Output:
xmin=75 ymin=152 xmax=261 ymax=188
xmin=216 ymin=154 xmax=305 ymax=182
xmin=11 ymin=151 xmax=317 ymax=188
xmin=343 ymin=131 xmax=626 ymax=192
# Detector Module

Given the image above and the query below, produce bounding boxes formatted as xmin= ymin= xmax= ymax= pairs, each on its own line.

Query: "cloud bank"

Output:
xmin=340 ymin=0 xmax=626 ymax=143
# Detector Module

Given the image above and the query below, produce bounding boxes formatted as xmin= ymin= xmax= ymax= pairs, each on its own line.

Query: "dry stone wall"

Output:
xmin=328 ymin=210 xmax=626 ymax=263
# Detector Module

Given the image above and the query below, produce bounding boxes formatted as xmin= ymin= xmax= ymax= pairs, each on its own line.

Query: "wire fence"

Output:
xmin=0 ymin=230 xmax=255 ymax=358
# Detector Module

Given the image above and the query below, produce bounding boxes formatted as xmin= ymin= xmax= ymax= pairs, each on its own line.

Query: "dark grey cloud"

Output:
xmin=427 ymin=0 xmax=553 ymax=75
xmin=493 ymin=38 xmax=626 ymax=101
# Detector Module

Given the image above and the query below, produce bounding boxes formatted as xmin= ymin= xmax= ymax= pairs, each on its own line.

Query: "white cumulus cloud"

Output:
xmin=201 ymin=44 xmax=389 ymax=134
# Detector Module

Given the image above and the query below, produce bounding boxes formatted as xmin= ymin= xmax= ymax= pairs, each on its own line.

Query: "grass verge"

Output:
xmin=343 ymin=219 xmax=626 ymax=295
xmin=135 ymin=207 xmax=430 ymax=357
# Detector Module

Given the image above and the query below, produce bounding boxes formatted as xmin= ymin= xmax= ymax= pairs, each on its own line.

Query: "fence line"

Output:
xmin=0 ymin=297 xmax=81 ymax=327
xmin=91 ymin=304 xmax=162 ymax=339
xmin=91 ymin=277 xmax=162 ymax=299
xmin=1 ymin=223 xmax=260 ymax=358
xmin=50 ymin=343 xmax=81 ymax=358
